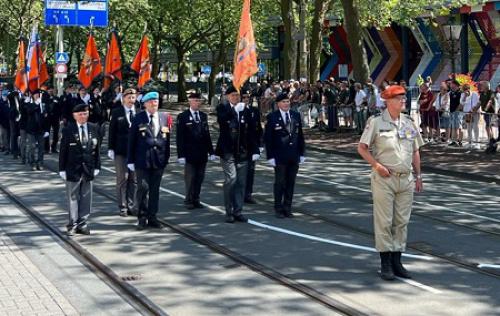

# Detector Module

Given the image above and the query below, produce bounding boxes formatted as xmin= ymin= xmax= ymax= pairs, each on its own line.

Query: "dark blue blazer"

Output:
xmin=127 ymin=111 xmax=170 ymax=170
xmin=264 ymin=110 xmax=305 ymax=164
xmin=109 ymin=106 xmax=137 ymax=156
xmin=59 ymin=122 xmax=102 ymax=182
xmin=176 ymin=109 xmax=214 ymax=164
xmin=215 ymin=103 xmax=259 ymax=161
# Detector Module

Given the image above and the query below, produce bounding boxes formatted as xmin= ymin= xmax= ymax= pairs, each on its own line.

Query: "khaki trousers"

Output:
xmin=371 ymin=172 xmax=414 ymax=252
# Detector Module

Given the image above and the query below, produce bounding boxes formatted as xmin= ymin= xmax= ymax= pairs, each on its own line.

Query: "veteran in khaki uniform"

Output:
xmin=358 ymin=85 xmax=424 ymax=281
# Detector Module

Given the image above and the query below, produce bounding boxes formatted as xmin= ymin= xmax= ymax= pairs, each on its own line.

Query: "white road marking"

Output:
xmin=396 ymin=278 xmax=443 ymax=294
xmin=477 ymin=264 xmax=500 ymax=269
xmin=258 ymin=165 xmax=500 ymax=224
xmin=100 ymin=166 xmax=433 ymax=262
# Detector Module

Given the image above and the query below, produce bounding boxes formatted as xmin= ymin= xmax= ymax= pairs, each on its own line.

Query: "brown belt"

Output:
xmin=390 ymin=171 xmax=411 ymax=177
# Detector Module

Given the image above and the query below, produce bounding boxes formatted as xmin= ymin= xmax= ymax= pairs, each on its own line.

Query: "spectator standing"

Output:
xmin=448 ymin=80 xmax=463 ymax=146
xmin=354 ymin=83 xmax=368 ymax=134
xmin=433 ymin=82 xmax=451 ymax=143
xmin=478 ymin=81 xmax=496 ymax=142
xmin=418 ymin=84 xmax=436 ymax=142
xmin=460 ymin=84 xmax=481 ymax=149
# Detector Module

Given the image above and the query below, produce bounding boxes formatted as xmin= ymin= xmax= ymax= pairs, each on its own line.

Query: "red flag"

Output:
xmin=38 ymin=46 xmax=49 ymax=87
xmin=131 ymin=35 xmax=152 ymax=88
xmin=78 ymin=34 xmax=102 ymax=88
xmin=232 ymin=0 xmax=258 ymax=92
xmin=103 ymin=31 xmax=122 ymax=91
xmin=14 ymin=39 xmax=28 ymax=93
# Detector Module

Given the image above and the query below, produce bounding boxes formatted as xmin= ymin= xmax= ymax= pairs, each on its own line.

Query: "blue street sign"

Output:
xmin=55 ymin=52 xmax=69 ymax=64
xmin=258 ymin=63 xmax=266 ymax=75
xmin=201 ymin=65 xmax=211 ymax=75
xmin=45 ymin=0 xmax=108 ymax=27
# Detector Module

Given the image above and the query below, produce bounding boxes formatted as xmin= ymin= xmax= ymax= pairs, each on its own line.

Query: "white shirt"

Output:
xmin=354 ymin=90 xmax=367 ymax=111
xmin=495 ymin=92 xmax=500 ymax=113
xmin=433 ymin=92 xmax=450 ymax=112
xmin=461 ymin=92 xmax=480 ymax=113
xmin=376 ymin=93 xmax=386 ymax=109
xmin=147 ymin=112 xmax=160 ymax=135
xmin=123 ymin=105 xmax=135 ymax=126
xmin=77 ymin=123 xmax=88 ymax=142
xmin=279 ymin=109 xmax=291 ymax=125
xmin=189 ymin=108 xmax=201 ymax=122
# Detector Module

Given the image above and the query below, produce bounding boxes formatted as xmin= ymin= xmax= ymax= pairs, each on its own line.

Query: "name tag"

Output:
xmin=275 ymin=126 xmax=282 ymax=130
xmin=139 ymin=126 xmax=147 ymax=131
xmin=118 ymin=117 xmax=125 ymax=121
xmin=186 ymin=122 xmax=193 ymax=126
xmin=70 ymin=143 xmax=77 ymax=146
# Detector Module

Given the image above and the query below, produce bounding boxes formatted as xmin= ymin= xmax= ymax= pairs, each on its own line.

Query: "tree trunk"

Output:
xmin=151 ymin=34 xmax=161 ymax=79
xmin=340 ymin=0 xmax=370 ymax=82
xmin=309 ymin=0 xmax=330 ymax=82
xmin=280 ymin=0 xmax=296 ymax=80
xmin=176 ymin=47 xmax=188 ymax=102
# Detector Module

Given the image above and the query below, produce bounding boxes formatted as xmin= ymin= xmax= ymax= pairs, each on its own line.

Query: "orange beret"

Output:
xmin=381 ymin=85 xmax=406 ymax=100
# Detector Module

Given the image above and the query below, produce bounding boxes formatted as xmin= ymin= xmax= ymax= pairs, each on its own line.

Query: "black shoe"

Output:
xmin=391 ymin=252 xmax=411 ymax=279
xmin=31 ymin=165 xmax=36 ymax=171
xmin=225 ymin=215 xmax=235 ymax=223
xmin=448 ymin=141 xmax=457 ymax=147
xmin=13 ymin=154 xmax=19 ymax=159
xmin=380 ymin=252 xmax=396 ymax=281
xmin=119 ymin=210 xmax=128 ymax=217
xmin=51 ymin=149 xmax=59 ymax=154
xmin=36 ymin=164 xmax=43 ymax=171
xmin=4 ymin=151 xmax=10 ymax=155
xmin=77 ymin=226 xmax=90 ymax=235
xmin=127 ymin=209 xmax=137 ymax=216
xmin=244 ymin=197 xmax=257 ymax=204
xmin=148 ymin=219 xmax=164 ymax=229
xmin=284 ymin=211 xmax=294 ymax=218
xmin=234 ymin=215 xmax=248 ymax=223
xmin=185 ymin=204 xmax=195 ymax=210
xmin=458 ymin=141 xmax=463 ymax=147
xmin=194 ymin=202 xmax=204 ymax=209
xmin=137 ymin=218 xmax=147 ymax=230
xmin=275 ymin=211 xmax=285 ymax=219
xmin=67 ymin=226 xmax=77 ymax=236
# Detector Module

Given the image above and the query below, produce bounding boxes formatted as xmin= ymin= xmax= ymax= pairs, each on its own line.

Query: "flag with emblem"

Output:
xmin=14 ymin=38 xmax=28 ymax=93
xmin=232 ymin=0 xmax=258 ymax=92
xmin=131 ymin=34 xmax=151 ymax=88
xmin=103 ymin=30 xmax=123 ymax=91
xmin=26 ymin=25 xmax=49 ymax=92
xmin=78 ymin=33 xmax=102 ymax=88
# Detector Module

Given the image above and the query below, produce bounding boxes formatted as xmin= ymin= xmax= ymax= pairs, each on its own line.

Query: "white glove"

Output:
xmin=268 ymin=159 xmax=276 ymax=167
xmin=93 ymin=169 xmax=100 ymax=176
xmin=177 ymin=157 xmax=186 ymax=165
xmin=209 ymin=154 xmax=216 ymax=161
xmin=259 ymin=147 xmax=264 ymax=154
xmin=127 ymin=164 xmax=135 ymax=172
xmin=59 ymin=171 xmax=66 ymax=181
xmin=252 ymin=154 xmax=260 ymax=161
xmin=43 ymin=132 xmax=50 ymax=138
xmin=234 ymin=102 xmax=245 ymax=113
xmin=299 ymin=156 xmax=306 ymax=164
xmin=107 ymin=150 xmax=115 ymax=160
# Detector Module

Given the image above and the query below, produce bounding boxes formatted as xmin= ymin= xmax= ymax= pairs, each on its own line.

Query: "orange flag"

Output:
xmin=232 ymin=0 xmax=258 ymax=92
xmin=28 ymin=44 xmax=48 ymax=92
xmin=78 ymin=34 xmax=102 ymax=89
xmin=131 ymin=35 xmax=152 ymax=88
xmin=14 ymin=39 xmax=28 ymax=93
xmin=103 ymin=31 xmax=122 ymax=91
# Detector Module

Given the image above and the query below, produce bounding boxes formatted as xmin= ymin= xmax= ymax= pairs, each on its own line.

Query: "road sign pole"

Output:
xmin=56 ymin=26 xmax=65 ymax=96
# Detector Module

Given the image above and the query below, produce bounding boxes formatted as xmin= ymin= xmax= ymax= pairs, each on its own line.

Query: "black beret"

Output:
xmin=275 ymin=92 xmax=290 ymax=103
xmin=31 ymin=89 xmax=42 ymax=95
xmin=73 ymin=103 xmax=89 ymax=113
xmin=225 ymin=85 xmax=238 ymax=95
xmin=241 ymin=89 xmax=251 ymax=96
xmin=188 ymin=92 xmax=202 ymax=99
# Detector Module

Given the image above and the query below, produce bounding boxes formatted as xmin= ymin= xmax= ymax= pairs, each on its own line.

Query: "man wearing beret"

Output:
xmin=358 ymin=85 xmax=424 ymax=281
xmin=25 ymin=90 xmax=50 ymax=171
xmin=108 ymin=88 xmax=139 ymax=217
xmin=215 ymin=85 xmax=260 ymax=223
xmin=59 ymin=104 xmax=102 ymax=236
xmin=264 ymin=93 xmax=305 ymax=219
xmin=127 ymin=91 xmax=171 ymax=230
xmin=176 ymin=92 xmax=215 ymax=209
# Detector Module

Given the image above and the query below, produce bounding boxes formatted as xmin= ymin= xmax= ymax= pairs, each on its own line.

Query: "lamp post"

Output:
xmin=443 ymin=18 xmax=463 ymax=74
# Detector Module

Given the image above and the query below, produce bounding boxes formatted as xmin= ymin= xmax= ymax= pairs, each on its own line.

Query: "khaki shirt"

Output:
xmin=360 ymin=109 xmax=423 ymax=173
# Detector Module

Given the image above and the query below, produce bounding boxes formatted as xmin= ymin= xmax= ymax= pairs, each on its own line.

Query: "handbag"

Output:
xmin=464 ymin=113 xmax=472 ymax=123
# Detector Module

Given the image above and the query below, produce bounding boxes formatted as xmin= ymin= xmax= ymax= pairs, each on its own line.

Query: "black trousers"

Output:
xmin=327 ymin=105 xmax=338 ymax=131
xmin=273 ymin=162 xmax=299 ymax=214
xmin=9 ymin=119 xmax=19 ymax=155
xmin=44 ymin=118 xmax=60 ymax=152
xmin=245 ymin=160 xmax=256 ymax=199
xmin=136 ymin=168 xmax=164 ymax=220
xmin=184 ymin=162 xmax=206 ymax=205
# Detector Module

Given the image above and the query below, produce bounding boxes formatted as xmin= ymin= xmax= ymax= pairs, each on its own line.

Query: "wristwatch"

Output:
xmin=415 ymin=174 xmax=422 ymax=180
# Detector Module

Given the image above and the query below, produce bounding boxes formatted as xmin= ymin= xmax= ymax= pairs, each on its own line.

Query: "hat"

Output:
xmin=275 ymin=92 xmax=290 ymax=103
xmin=73 ymin=103 xmax=89 ymax=113
xmin=225 ymin=85 xmax=238 ymax=95
xmin=380 ymin=85 xmax=406 ymax=100
xmin=188 ymin=92 xmax=202 ymax=99
xmin=142 ymin=91 xmax=159 ymax=103
xmin=123 ymin=88 xmax=137 ymax=96
xmin=241 ymin=89 xmax=251 ymax=97
xmin=31 ymin=89 xmax=42 ymax=95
